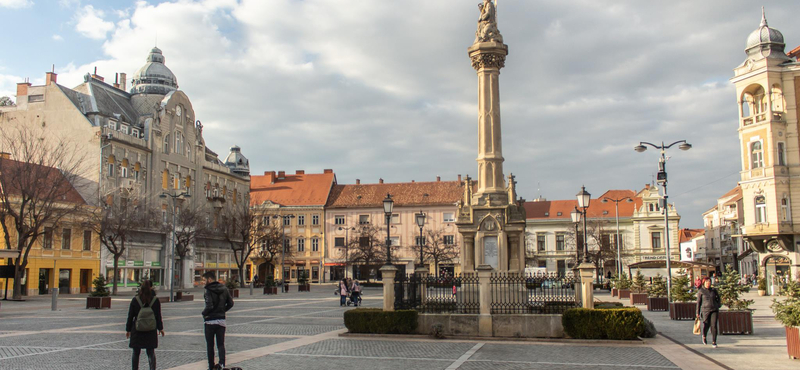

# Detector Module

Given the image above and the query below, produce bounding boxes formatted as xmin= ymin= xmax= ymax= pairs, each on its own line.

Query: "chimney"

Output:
xmin=119 ymin=73 xmax=127 ymax=91
xmin=436 ymin=176 xmax=441 ymax=182
xmin=323 ymin=169 xmax=333 ymax=174
xmin=295 ymin=170 xmax=305 ymax=175
xmin=0 ymin=152 xmax=10 ymax=159
xmin=356 ymin=179 xmax=361 ymax=185
xmin=379 ymin=178 xmax=384 ymax=184
xmin=458 ymin=174 xmax=462 ymax=182
xmin=113 ymin=73 xmax=120 ymax=89
xmin=91 ymin=67 xmax=104 ymax=82
xmin=16 ymin=81 xmax=31 ymax=97
xmin=45 ymin=67 xmax=58 ymax=85
xmin=411 ymin=180 xmax=415 ymax=183
xmin=277 ymin=171 xmax=285 ymax=179
xmin=264 ymin=171 xmax=276 ymax=183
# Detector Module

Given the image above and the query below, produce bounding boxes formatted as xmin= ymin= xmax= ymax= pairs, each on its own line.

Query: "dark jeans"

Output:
xmin=204 ymin=324 xmax=226 ymax=369
xmin=132 ymin=347 xmax=156 ymax=370
xmin=702 ymin=310 xmax=718 ymax=343
xmin=350 ymin=292 xmax=360 ymax=306
xmin=340 ymin=293 xmax=347 ymax=306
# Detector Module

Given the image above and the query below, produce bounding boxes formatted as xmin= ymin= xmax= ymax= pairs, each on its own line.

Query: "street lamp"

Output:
xmin=159 ymin=191 xmax=191 ymax=303
xmin=338 ymin=226 xmax=356 ymax=279
xmin=634 ymin=140 xmax=692 ymax=303
xmin=570 ymin=207 xmax=581 ymax=265
xmin=383 ymin=194 xmax=394 ymax=265
xmin=576 ymin=186 xmax=591 ymax=263
xmin=415 ymin=210 xmax=426 ymax=270
xmin=602 ymin=196 xmax=634 ymax=277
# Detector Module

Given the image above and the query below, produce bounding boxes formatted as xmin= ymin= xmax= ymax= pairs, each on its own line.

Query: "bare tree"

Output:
xmin=0 ymin=126 xmax=88 ymax=300
xmin=166 ymin=203 xmax=207 ymax=289
xmin=423 ymin=227 xmax=460 ymax=276
xmin=220 ymin=200 xmax=269 ymax=286
xmin=249 ymin=216 xmax=285 ymax=281
xmin=578 ymin=220 xmax=617 ymax=277
xmin=342 ymin=224 xmax=399 ymax=281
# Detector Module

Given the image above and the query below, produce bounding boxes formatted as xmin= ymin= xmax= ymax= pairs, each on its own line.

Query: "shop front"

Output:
xmin=194 ymin=250 xmax=236 ymax=286
xmin=105 ymin=246 xmax=163 ymax=290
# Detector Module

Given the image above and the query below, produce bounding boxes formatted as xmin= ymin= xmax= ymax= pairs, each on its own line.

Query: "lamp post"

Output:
xmin=159 ymin=191 xmax=191 ymax=303
xmin=634 ymin=140 xmax=692 ymax=303
xmin=576 ymin=186 xmax=591 ymax=263
xmin=602 ymin=196 xmax=633 ymax=277
xmin=570 ymin=207 xmax=582 ymax=266
xmin=383 ymin=194 xmax=394 ymax=265
xmin=338 ymin=226 xmax=355 ymax=279
xmin=415 ymin=210 xmax=426 ymax=270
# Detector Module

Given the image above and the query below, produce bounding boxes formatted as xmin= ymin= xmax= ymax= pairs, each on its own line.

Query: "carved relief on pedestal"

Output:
xmin=471 ymin=53 xmax=506 ymax=70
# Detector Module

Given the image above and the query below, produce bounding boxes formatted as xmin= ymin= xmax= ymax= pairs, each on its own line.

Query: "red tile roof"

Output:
xmin=0 ymin=158 xmax=86 ymax=205
xmin=721 ymin=186 xmax=742 ymax=205
xmin=788 ymin=45 xmax=800 ymax=59
xmin=250 ymin=170 xmax=336 ymax=207
xmin=326 ymin=180 xmax=463 ymax=208
xmin=523 ymin=190 xmax=642 ymax=220
xmin=679 ymin=228 xmax=705 ymax=243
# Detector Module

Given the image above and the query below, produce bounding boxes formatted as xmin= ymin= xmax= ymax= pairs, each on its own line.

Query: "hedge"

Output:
xmin=343 ymin=308 xmax=418 ymax=334
xmin=562 ymin=308 xmax=645 ymax=340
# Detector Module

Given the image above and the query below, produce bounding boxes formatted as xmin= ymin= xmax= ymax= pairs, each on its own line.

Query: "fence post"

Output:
xmin=380 ymin=265 xmax=398 ymax=311
xmin=415 ymin=268 xmax=428 ymax=305
xmin=573 ymin=267 xmax=582 ymax=306
xmin=476 ymin=264 xmax=493 ymax=336
xmin=578 ymin=263 xmax=594 ymax=309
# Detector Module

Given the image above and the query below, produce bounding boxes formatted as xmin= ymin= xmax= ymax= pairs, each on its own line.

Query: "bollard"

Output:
xmin=51 ymin=288 xmax=59 ymax=311
xmin=250 ymin=281 xmax=254 ymax=296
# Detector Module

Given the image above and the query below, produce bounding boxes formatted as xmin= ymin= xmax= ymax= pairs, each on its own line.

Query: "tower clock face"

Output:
xmin=175 ymin=105 xmax=182 ymax=116
xmin=767 ymin=241 xmax=783 ymax=252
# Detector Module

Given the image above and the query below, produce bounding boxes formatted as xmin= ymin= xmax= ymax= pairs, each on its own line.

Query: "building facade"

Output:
xmin=701 ymin=186 xmax=757 ymax=276
xmin=731 ymin=11 xmax=800 ymax=289
xmin=679 ymin=228 xmax=705 ymax=262
xmin=524 ymin=186 xmax=680 ymax=277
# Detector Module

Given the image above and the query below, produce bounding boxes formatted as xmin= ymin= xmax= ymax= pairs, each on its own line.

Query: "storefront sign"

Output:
xmin=133 ymin=261 xmax=144 ymax=267
xmin=107 ymin=260 xmax=125 ymax=267
xmin=195 ymin=262 xmax=203 ymax=268
xmin=151 ymin=261 xmax=161 ymax=267
xmin=126 ymin=261 xmax=135 ymax=267
xmin=206 ymin=263 xmax=217 ymax=268
xmin=641 ymin=255 xmax=667 ymax=261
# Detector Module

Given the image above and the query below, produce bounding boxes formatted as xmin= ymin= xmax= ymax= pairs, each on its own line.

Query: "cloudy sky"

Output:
xmin=1 ymin=0 xmax=799 ymax=228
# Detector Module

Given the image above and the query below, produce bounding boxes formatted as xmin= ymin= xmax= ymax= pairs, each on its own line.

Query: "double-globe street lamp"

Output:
xmin=159 ymin=191 xmax=191 ymax=303
xmin=634 ymin=140 xmax=692 ymax=303
xmin=602 ymin=196 xmax=634 ymax=277
xmin=415 ymin=210 xmax=426 ymax=271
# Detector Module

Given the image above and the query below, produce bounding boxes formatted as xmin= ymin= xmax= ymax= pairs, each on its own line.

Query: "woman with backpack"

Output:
xmin=126 ymin=280 xmax=165 ymax=370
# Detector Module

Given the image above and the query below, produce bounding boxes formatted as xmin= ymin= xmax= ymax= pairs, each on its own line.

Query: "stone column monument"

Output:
xmin=457 ymin=0 xmax=527 ymax=272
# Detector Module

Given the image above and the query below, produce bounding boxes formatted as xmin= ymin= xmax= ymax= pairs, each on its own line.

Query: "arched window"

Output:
xmin=175 ymin=131 xmax=182 ymax=154
xmin=781 ymin=196 xmax=791 ymax=222
xmin=163 ymin=134 xmax=170 ymax=153
xmin=162 ymin=169 xmax=169 ymax=189
xmin=755 ymin=196 xmax=767 ymax=223
xmin=751 ymin=141 xmax=764 ymax=169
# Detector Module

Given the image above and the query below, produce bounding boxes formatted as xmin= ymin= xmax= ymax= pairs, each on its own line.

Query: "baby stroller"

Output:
xmin=346 ymin=290 xmax=363 ymax=306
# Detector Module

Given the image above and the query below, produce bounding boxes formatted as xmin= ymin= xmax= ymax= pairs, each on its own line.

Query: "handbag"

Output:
xmin=692 ymin=318 xmax=702 ymax=335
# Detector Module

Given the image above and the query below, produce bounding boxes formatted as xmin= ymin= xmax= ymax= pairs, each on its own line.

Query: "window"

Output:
xmin=751 ymin=141 xmax=764 ymax=169
xmin=611 ymin=234 xmax=623 ymax=249
xmin=120 ymin=125 xmax=129 ymax=135
xmin=173 ymin=174 xmax=180 ymax=190
xmin=555 ymin=234 xmax=565 ymax=251
xmin=391 ymin=214 xmax=400 ymax=224
xmin=106 ymin=120 xmax=116 ymax=130
xmin=538 ymin=260 xmax=547 ymax=268
xmin=297 ymin=215 xmax=305 ymax=226
xmin=312 ymin=214 xmax=320 ymax=225
xmin=27 ymin=94 xmax=44 ymax=102
xmin=755 ymin=196 xmax=767 ymax=223
xmin=390 ymin=236 xmax=400 ymax=247
xmin=175 ymin=132 xmax=182 ymax=154
xmin=778 ymin=142 xmax=786 ymax=166
xmin=120 ymin=167 xmax=128 ymax=178
xmin=537 ymin=234 xmax=546 ymax=251
xmin=359 ymin=215 xmax=369 ymax=225
xmin=782 ymin=197 xmax=791 ymax=222
xmin=334 ymin=237 xmax=345 ymax=247
xmin=44 ymin=227 xmax=53 ymax=249
xmin=162 ymin=209 xmax=167 ymax=224
xmin=108 ymin=163 xmax=115 ymax=177
xmin=61 ymin=228 xmax=72 ymax=250
xmin=443 ymin=235 xmax=455 ymax=245
xmin=83 ymin=230 xmax=92 ymax=251
xmin=311 ymin=238 xmax=319 ymax=252
xmin=651 ymin=232 xmax=662 ymax=250
xmin=416 ymin=236 xmax=426 ymax=247
xmin=297 ymin=238 xmax=305 ymax=252
xmin=335 ymin=215 xmax=345 ymax=225
xmin=601 ymin=234 xmax=611 ymax=248
xmin=283 ymin=216 xmax=291 ymax=226
xmin=283 ymin=238 xmax=290 ymax=252
xmin=132 ymin=129 xmax=139 ymax=138
xmin=443 ymin=212 xmax=455 ymax=222
xmin=163 ymin=134 xmax=170 ymax=153
xmin=359 ymin=237 xmax=370 ymax=247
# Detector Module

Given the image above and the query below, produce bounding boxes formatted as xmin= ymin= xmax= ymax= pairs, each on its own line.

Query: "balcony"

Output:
xmin=102 ymin=127 xmax=146 ymax=148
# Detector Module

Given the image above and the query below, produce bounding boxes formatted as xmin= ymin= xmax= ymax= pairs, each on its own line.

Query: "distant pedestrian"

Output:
xmin=350 ymin=279 xmax=361 ymax=307
xmin=338 ymin=278 xmax=349 ymax=306
xmin=126 ymin=280 xmax=164 ymax=370
xmin=202 ymin=271 xmax=234 ymax=370
xmin=696 ymin=278 xmax=722 ymax=348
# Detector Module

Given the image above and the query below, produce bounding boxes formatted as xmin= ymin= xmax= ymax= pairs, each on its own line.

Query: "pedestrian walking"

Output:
xmin=126 ymin=280 xmax=164 ymax=370
xmin=202 ymin=271 xmax=234 ymax=370
xmin=350 ymin=279 xmax=361 ymax=307
xmin=696 ymin=277 xmax=722 ymax=348
xmin=338 ymin=278 xmax=349 ymax=306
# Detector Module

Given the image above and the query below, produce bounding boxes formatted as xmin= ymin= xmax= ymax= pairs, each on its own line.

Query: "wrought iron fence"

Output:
xmin=394 ymin=273 xmax=480 ymax=314
xmin=489 ymin=272 xmax=577 ymax=314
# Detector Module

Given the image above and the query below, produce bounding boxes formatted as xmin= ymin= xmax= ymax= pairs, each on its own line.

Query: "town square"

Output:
xmin=0 ymin=1 xmax=799 ymax=369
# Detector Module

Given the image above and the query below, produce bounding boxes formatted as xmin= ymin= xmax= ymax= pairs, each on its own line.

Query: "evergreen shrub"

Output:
xmin=343 ymin=308 xmax=418 ymax=334
xmin=562 ymin=308 xmax=645 ymax=340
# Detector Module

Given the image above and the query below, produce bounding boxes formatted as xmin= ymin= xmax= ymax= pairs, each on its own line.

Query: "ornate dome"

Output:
xmin=129 ymin=47 xmax=179 ymax=95
xmin=745 ymin=9 xmax=789 ymax=61
xmin=224 ymin=145 xmax=250 ymax=177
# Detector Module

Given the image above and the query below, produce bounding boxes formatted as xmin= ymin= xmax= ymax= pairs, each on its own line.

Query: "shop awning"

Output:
xmin=324 ymin=263 xmax=344 ymax=266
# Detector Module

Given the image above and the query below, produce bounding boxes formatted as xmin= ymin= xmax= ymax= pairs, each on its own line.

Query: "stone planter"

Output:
xmin=611 ymin=288 xmax=618 ymax=297
xmin=630 ymin=293 xmax=647 ymax=306
xmin=231 ymin=289 xmax=239 ymax=298
xmin=718 ymin=310 xmax=753 ymax=335
xmin=86 ymin=296 xmax=111 ymax=309
xmin=646 ymin=297 xmax=669 ymax=311
xmin=618 ymin=289 xmax=631 ymax=299
xmin=669 ymin=302 xmax=696 ymax=320
xmin=786 ymin=326 xmax=800 ymax=360
xmin=758 ymin=290 xmax=766 ymax=296
xmin=175 ymin=292 xmax=193 ymax=302
xmin=298 ymin=284 xmax=311 ymax=292
xmin=264 ymin=286 xmax=278 ymax=295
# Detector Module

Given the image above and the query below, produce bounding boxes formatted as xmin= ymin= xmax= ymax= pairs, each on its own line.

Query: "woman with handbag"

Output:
xmin=696 ymin=277 xmax=722 ymax=348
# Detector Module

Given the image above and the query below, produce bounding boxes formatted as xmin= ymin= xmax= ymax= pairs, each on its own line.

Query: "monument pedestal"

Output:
xmin=578 ymin=263 xmax=595 ymax=309
xmin=380 ymin=265 xmax=398 ymax=311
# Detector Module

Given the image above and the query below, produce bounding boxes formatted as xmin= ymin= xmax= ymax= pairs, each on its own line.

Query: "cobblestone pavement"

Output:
xmin=0 ymin=286 xmax=710 ymax=370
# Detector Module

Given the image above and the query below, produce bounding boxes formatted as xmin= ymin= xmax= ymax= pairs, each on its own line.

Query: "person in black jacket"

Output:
xmin=202 ymin=271 xmax=234 ymax=370
xmin=696 ymin=277 xmax=722 ymax=347
xmin=126 ymin=280 xmax=165 ymax=370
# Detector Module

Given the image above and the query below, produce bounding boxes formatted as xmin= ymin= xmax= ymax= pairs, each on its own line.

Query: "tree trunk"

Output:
xmin=12 ymin=259 xmax=24 ymax=300
xmin=112 ymin=254 xmax=120 ymax=296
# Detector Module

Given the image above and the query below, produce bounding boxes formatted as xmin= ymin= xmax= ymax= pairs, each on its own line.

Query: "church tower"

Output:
xmin=732 ymin=9 xmax=800 ymax=283
xmin=456 ymin=1 xmax=527 ymax=272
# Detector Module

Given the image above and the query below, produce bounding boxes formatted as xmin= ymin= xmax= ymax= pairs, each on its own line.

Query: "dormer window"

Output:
xmin=131 ymin=128 xmax=139 ymax=138
xmin=120 ymin=125 xmax=129 ymax=135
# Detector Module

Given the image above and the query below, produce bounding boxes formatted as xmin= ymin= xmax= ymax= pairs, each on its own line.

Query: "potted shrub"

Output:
xmin=758 ymin=276 xmax=768 ymax=296
xmin=610 ymin=273 xmax=619 ymax=297
xmin=630 ymin=269 xmax=648 ymax=306
xmin=226 ymin=280 xmax=239 ymax=298
xmin=771 ymin=278 xmax=800 ymax=360
xmin=646 ymin=274 xmax=669 ymax=311
xmin=298 ymin=271 xmax=311 ymax=292
xmin=617 ymin=273 xmax=632 ymax=299
xmin=716 ymin=267 xmax=754 ymax=335
xmin=669 ymin=269 xmax=696 ymax=320
xmin=86 ymin=275 xmax=111 ymax=309
xmin=263 ymin=275 xmax=278 ymax=295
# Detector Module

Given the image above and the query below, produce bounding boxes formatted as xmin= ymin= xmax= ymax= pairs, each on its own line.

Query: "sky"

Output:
xmin=1 ymin=0 xmax=799 ymax=229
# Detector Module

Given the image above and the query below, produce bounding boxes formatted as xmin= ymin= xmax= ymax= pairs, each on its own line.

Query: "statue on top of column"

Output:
xmin=475 ymin=0 xmax=503 ymax=44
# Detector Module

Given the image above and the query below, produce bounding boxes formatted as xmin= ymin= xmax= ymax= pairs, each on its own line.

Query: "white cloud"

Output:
xmin=74 ymin=5 xmax=115 ymax=40
xmin=52 ymin=34 xmax=63 ymax=41
xmin=0 ymin=0 xmax=32 ymax=9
